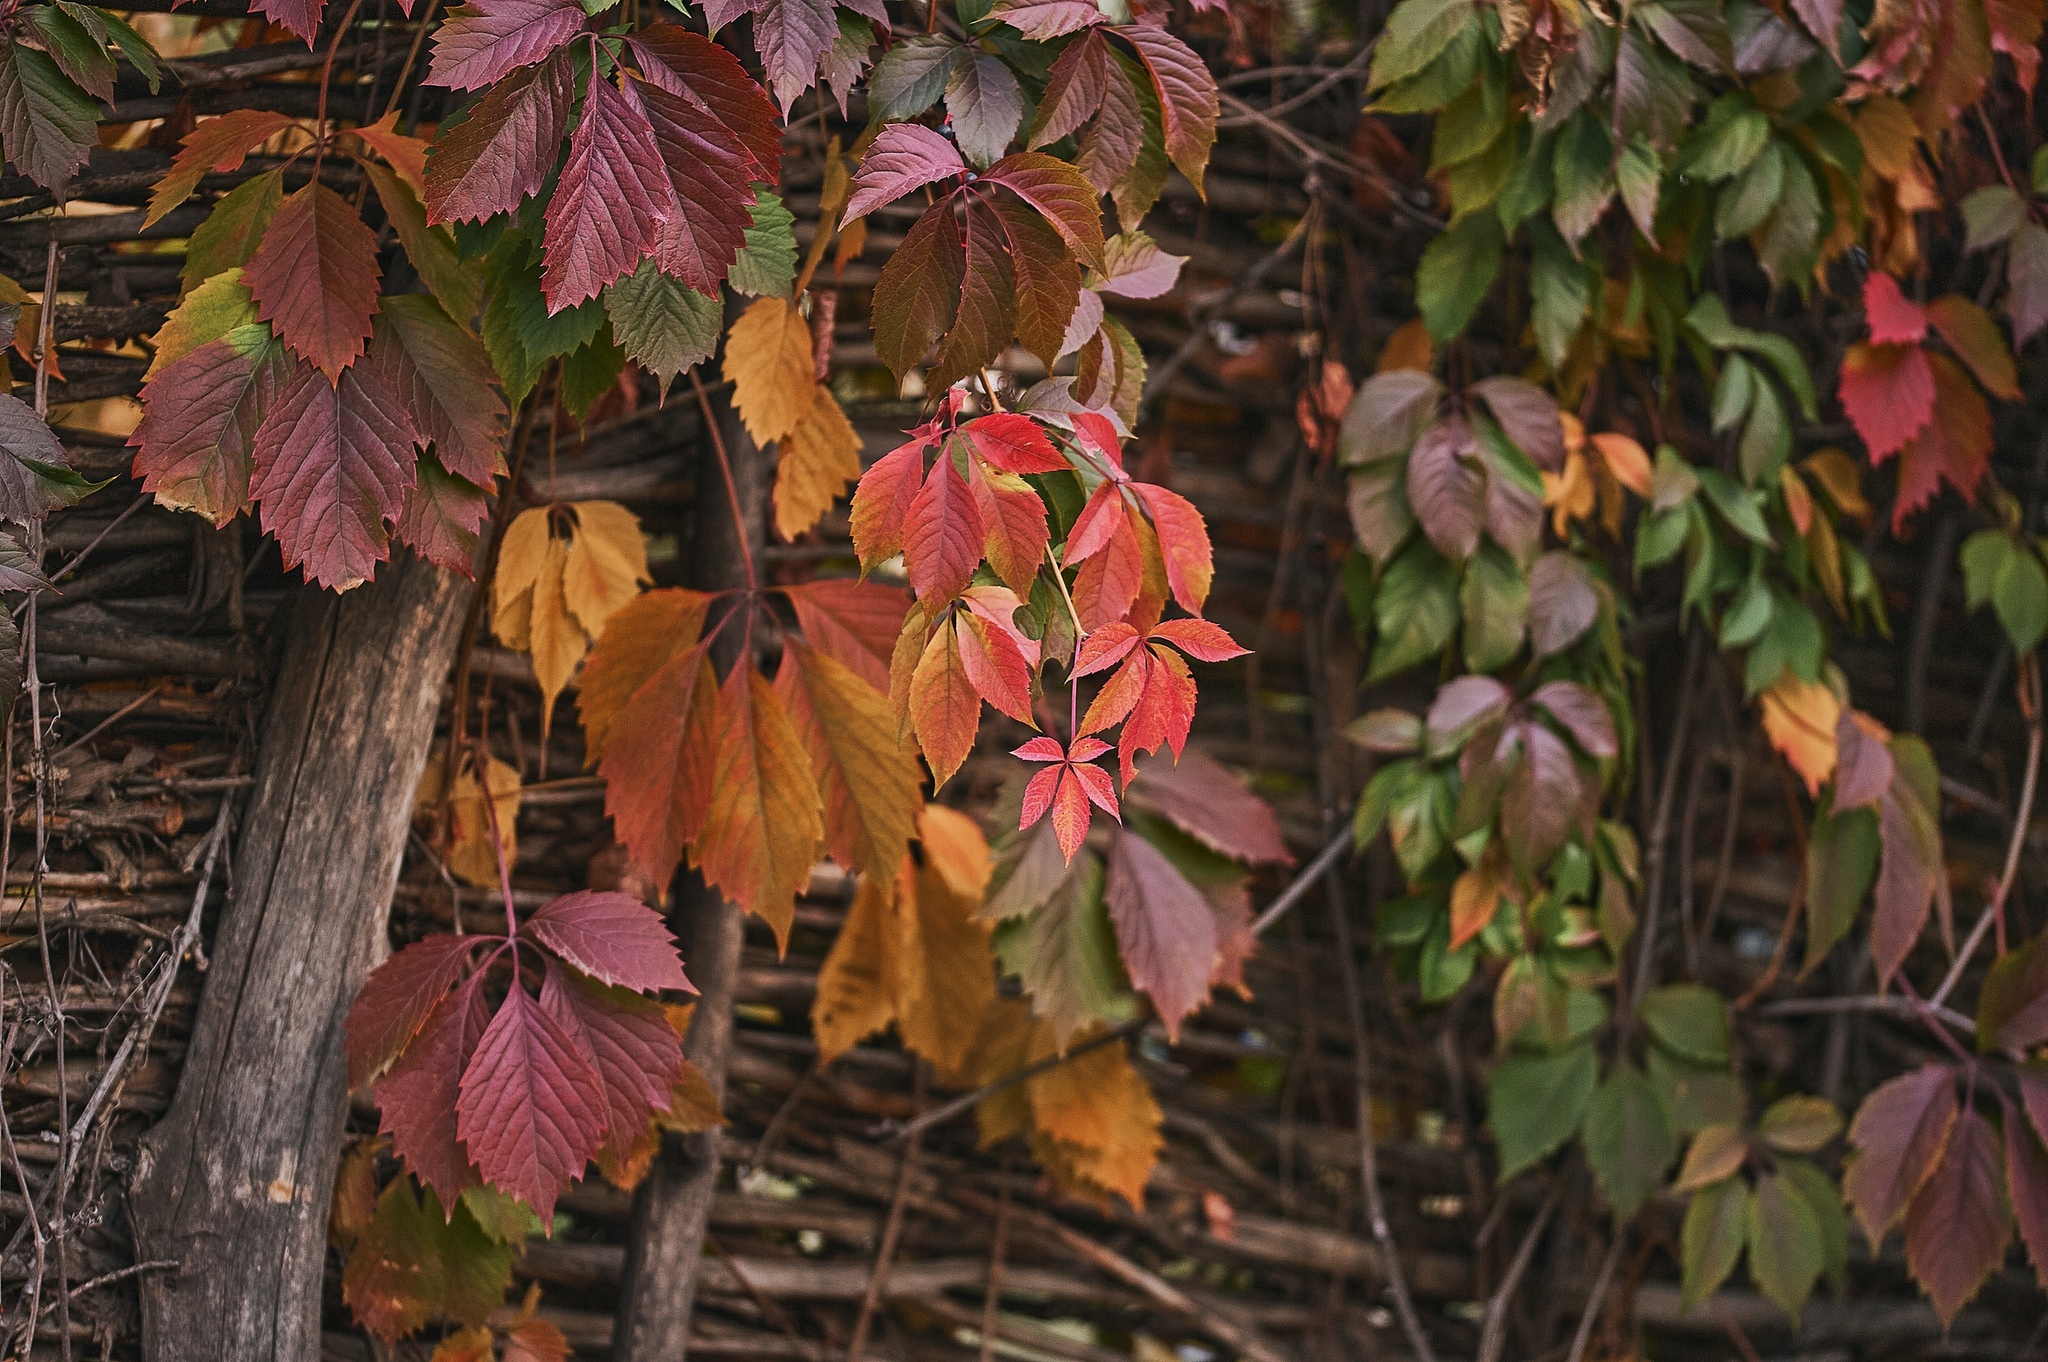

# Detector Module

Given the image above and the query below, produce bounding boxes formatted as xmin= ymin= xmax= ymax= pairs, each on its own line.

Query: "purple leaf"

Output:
xmin=1425 ymin=675 xmax=1512 ymax=755
xmin=1470 ymin=375 xmax=1566 ymax=471
xmin=427 ymin=0 xmax=586 ymax=91
xmin=455 ymin=984 xmax=609 ymax=1222
xmin=846 ymin=122 xmax=967 ymax=221
xmin=539 ymin=957 xmax=686 ymax=1161
xmin=1129 ymin=747 xmax=1292 ymax=866
xmin=1843 ymin=1063 xmax=1959 ymax=1244
xmin=541 ymin=75 xmax=671 ymax=312
xmin=1406 ymin=415 xmax=1485 ymax=559
xmin=1528 ymin=550 xmax=1599 ymax=656
xmin=1530 ymin=680 xmax=1617 ymax=759
xmin=523 ymin=889 xmax=693 ymax=994
xmin=374 ymin=976 xmax=491 ymax=1211
xmin=752 ymin=0 xmax=839 ymax=112
xmin=345 ymin=933 xmax=486 ymax=1088
xmin=1105 ymin=827 xmax=1219 ymax=1040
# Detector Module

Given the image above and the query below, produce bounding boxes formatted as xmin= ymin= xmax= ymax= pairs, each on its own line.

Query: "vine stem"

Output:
xmin=474 ymin=737 xmax=520 ymax=941
xmin=692 ymin=371 xmax=759 ymax=594
xmin=313 ymin=0 xmax=369 ymax=175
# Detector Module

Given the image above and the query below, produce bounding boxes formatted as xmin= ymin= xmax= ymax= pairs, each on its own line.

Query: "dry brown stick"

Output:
xmin=1475 ymin=1181 xmax=1560 ymax=1362
xmin=1628 ymin=634 xmax=1703 ymax=1017
xmin=704 ymin=1235 xmax=823 ymax=1362
xmin=977 ymin=1160 xmax=1011 ymax=1362
xmin=1565 ymin=1230 xmax=1626 ymax=1362
xmin=848 ymin=1068 xmax=925 ymax=1360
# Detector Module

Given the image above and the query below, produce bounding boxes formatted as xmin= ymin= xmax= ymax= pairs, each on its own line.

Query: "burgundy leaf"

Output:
xmin=367 ymin=295 xmax=506 ymax=485
xmin=250 ymin=361 xmax=420 ymax=591
xmin=427 ymin=0 xmax=585 ymax=91
xmin=845 ymin=123 xmax=967 ymax=221
xmin=1425 ymin=675 xmax=1513 ymax=754
xmin=522 ymin=889 xmax=693 ymax=994
xmin=1529 ymin=680 xmax=1618 ymax=759
xmin=253 ymin=0 xmax=324 ymax=43
xmin=1484 ymin=464 xmax=1544 ymax=564
xmin=637 ymin=79 xmax=756 ymax=296
xmin=1077 ymin=60 xmax=1146 ymax=199
xmin=981 ymin=151 xmax=1108 ymax=271
xmin=374 ymin=976 xmax=491 ymax=1210
xmin=1500 ymin=720 xmax=1581 ymax=870
xmin=1470 ymin=375 xmax=1566 ymax=471
xmin=1029 ymin=29 xmax=1109 ymax=147
xmin=1129 ymin=747 xmax=1291 ymax=865
xmin=395 ymin=451 xmax=489 ymax=575
xmin=752 ymin=0 xmax=838 ymax=111
xmin=539 ymin=957 xmax=686 ymax=1161
xmin=244 ymin=181 xmax=383 ymax=379
xmin=628 ymin=26 xmax=783 ymax=180
xmin=1832 ymin=711 xmax=1894 ymax=809
xmin=1406 ymin=415 xmax=1485 ymax=559
xmin=455 ymin=983 xmax=609 ymax=1221
xmin=2005 ymin=1097 xmax=2048 ymax=1294
xmin=1105 ymin=826 xmax=1219 ymax=1039
xmin=1903 ymin=1108 xmax=2011 ymax=1327
xmin=345 ymin=933 xmax=485 ymax=1088
xmin=129 ymin=329 xmax=284 ymax=528
xmin=989 ymin=0 xmax=1105 ymax=39
xmin=1843 ymin=1063 xmax=1959 ymax=1244
xmin=929 ymin=196 xmax=1017 ymax=387
xmin=872 ymin=199 xmax=965 ymax=375
xmin=423 ymin=51 xmax=575 ymax=224
xmin=541 ymin=75 xmax=671 ymax=312
xmin=1528 ymin=550 xmax=1599 ymax=656
xmin=1114 ymin=25 xmax=1217 ymax=192
xmin=1871 ymin=783 xmax=1939 ymax=989
xmin=2023 ymin=1064 xmax=2048 ymax=1151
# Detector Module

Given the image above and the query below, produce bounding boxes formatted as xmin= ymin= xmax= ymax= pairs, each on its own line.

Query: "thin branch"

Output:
xmin=1475 ymin=1181 xmax=1560 ymax=1362
xmin=849 ymin=1066 xmax=926 ymax=1360
xmin=1934 ymin=651 xmax=2041 ymax=1008
xmin=1566 ymin=1231 xmax=1626 ymax=1362
xmin=692 ymin=370 xmax=759 ymax=594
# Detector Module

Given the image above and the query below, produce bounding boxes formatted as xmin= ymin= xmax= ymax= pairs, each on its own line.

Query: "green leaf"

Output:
xmin=1650 ymin=1045 xmax=1745 ymax=1133
xmin=1680 ymin=1178 xmax=1748 ymax=1312
xmin=1530 ymin=219 xmax=1593 ymax=370
xmin=1710 ymin=353 xmax=1754 ymax=434
xmin=1698 ymin=467 xmax=1772 ymax=544
xmin=1429 ymin=70 xmax=1509 ymax=170
xmin=23 ymin=4 xmax=113 ymax=102
xmin=727 ymin=187 xmax=799 ymax=299
xmin=1550 ymin=110 xmax=1614 ymax=243
xmin=1368 ymin=0 xmax=1477 ymax=90
xmin=1368 ymin=23 xmax=1486 ymax=113
xmin=1420 ymin=914 xmax=1477 ymax=1001
xmin=1616 ymin=134 xmax=1661 ymax=234
xmin=1353 ymin=758 xmax=1417 ymax=848
xmin=992 ymin=852 xmax=1137 ymax=1044
xmin=80 ymin=6 xmax=160 ymax=92
xmin=1746 ymin=1170 xmax=1824 ymax=1323
xmin=1582 ymin=1060 xmax=1678 ymax=1218
xmin=1369 ymin=540 xmax=1459 ymax=680
xmin=1757 ymin=1095 xmax=1842 ymax=1153
xmin=1636 ymin=504 xmax=1688 ymax=568
xmin=1962 ymin=528 xmax=2008 ymax=608
xmin=1641 ymin=983 xmax=1730 ymax=1065
xmin=1460 ymin=539 xmax=1528 ymax=670
xmin=1755 ymin=153 xmax=1824 ymax=290
xmin=1719 ymin=570 xmax=1773 ymax=647
xmin=1487 ymin=1042 xmax=1599 ymax=1180
xmin=604 ymin=258 xmax=722 ymax=387
xmin=1681 ymin=295 xmax=1817 ymax=418
xmin=1681 ymin=92 xmax=1769 ymax=181
xmin=1738 ymin=374 xmax=1790 ymax=484
xmin=1714 ymin=138 xmax=1783 ymax=239
xmin=1778 ymin=1157 xmax=1849 ymax=1293
xmin=1993 ymin=542 xmax=2048 ymax=653
xmin=1804 ymin=802 xmax=1877 ymax=972
xmin=867 ymin=34 xmax=963 ymax=119
xmin=1961 ymin=185 xmax=2025 ymax=253
xmin=483 ymin=232 xmax=607 ymax=406
xmin=1416 ymin=209 xmax=1503 ymax=341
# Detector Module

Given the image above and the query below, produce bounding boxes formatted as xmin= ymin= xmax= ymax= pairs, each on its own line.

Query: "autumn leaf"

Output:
xmin=416 ymin=748 xmax=522 ymax=888
xmin=1759 ymin=671 xmax=1840 ymax=797
xmin=1104 ymin=826 xmax=1218 ymax=1039
xmin=724 ymin=295 xmax=817 ymax=444
xmin=146 ymin=109 xmax=295 ymax=227
xmin=773 ymin=388 xmax=862 ymax=540
xmin=456 ymin=985 xmax=609 ymax=1222
xmin=693 ymin=666 xmax=825 ymax=948
xmin=775 ymin=638 xmax=922 ymax=880
xmin=1016 ymin=734 xmax=1119 ymax=860
xmin=1843 ymin=1063 xmax=1959 ymax=1245
xmin=244 ymin=182 xmax=385 ymax=380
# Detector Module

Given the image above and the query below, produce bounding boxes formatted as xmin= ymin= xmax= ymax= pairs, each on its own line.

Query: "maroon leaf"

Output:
xmin=345 ymin=933 xmax=485 ymax=1088
xmin=395 ymin=451 xmax=489 ymax=575
xmin=637 ymin=79 xmax=757 ymax=296
xmin=542 ymin=75 xmax=671 ymax=312
xmin=1530 ymin=680 xmax=1617 ymax=759
xmin=1528 ymin=550 xmax=1600 ymax=656
xmin=2005 ymin=1096 xmax=2048 ymax=1293
xmin=1406 ymin=415 xmax=1485 ymax=559
xmin=1078 ymin=60 xmax=1146 ymax=199
xmin=254 ymin=0 xmax=324 ymax=43
xmin=1843 ymin=1063 xmax=1959 ymax=1244
xmin=244 ymin=182 xmax=383 ymax=380
xmin=982 ymin=151 xmax=1108 ymax=271
xmin=753 ymin=0 xmax=838 ymax=111
xmin=423 ymin=51 xmax=575 ymax=225
xmin=427 ymin=0 xmax=585 ymax=90
xmin=250 ymin=361 xmax=420 ymax=591
xmin=845 ymin=122 xmax=967 ymax=221
xmin=628 ymin=26 xmax=782 ymax=180
xmin=930 ymin=196 xmax=1017 ymax=387
xmin=988 ymin=189 xmax=1080 ymax=372
xmin=1030 ymin=29 xmax=1109 ymax=146
xmin=538 ymin=957 xmax=686 ymax=1161
xmin=1903 ymin=1108 xmax=2011 ymax=1327
xmin=873 ymin=199 xmax=964 ymax=376
xmin=375 ymin=976 xmax=491 ymax=1209
xmin=1130 ymin=747 xmax=1291 ymax=865
xmin=1106 ymin=826 xmax=1218 ymax=1039
xmin=2022 ymin=1063 xmax=2048 ymax=1150
xmin=367 ymin=295 xmax=506 ymax=485
xmin=129 ymin=329 xmax=284 ymax=528
xmin=522 ymin=889 xmax=693 ymax=994
xmin=1470 ymin=376 xmax=1566 ymax=471
xmin=1872 ymin=783 xmax=1940 ymax=990
xmin=1499 ymin=720 xmax=1581 ymax=870
xmin=1832 ymin=711 xmax=1894 ymax=809
xmin=1425 ymin=675 xmax=1513 ymax=754
xmin=1114 ymin=25 xmax=1217 ymax=193
xmin=989 ymin=0 xmax=1105 ymax=39
xmin=455 ymin=983 xmax=609 ymax=1221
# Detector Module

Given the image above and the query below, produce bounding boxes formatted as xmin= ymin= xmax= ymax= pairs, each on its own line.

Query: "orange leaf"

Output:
xmin=1759 ymin=672 xmax=1841 ymax=796
xmin=722 ymin=296 xmax=816 ymax=444
xmin=1449 ymin=858 xmax=1503 ymax=950
xmin=577 ymin=588 xmax=715 ymax=762
xmin=1588 ymin=431 xmax=1652 ymax=497
xmin=694 ymin=667 xmax=824 ymax=948
xmin=775 ymin=639 xmax=922 ymax=880
xmin=598 ymin=642 xmax=717 ymax=886
xmin=909 ymin=617 xmax=982 ymax=787
xmin=773 ymin=388 xmax=862 ymax=541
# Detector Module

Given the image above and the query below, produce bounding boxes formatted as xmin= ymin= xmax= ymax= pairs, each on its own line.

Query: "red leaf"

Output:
xmin=542 ymin=76 xmax=671 ymax=312
xmin=782 ymin=578 xmax=910 ymax=692
xmin=456 ymin=983 xmax=609 ymax=1220
xmin=1063 ymin=481 xmax=1127 ymax=566
xmin=903 ymin=447 xmax=984 ymax=601
xmin=1843 ymin=1063 xmax=1959 ymax=1244
xmin=395 ymin=451 xmax=489 ymax=574
xmin=956 ymin=608 xmax=1036 ymax=725
xmin=1114 ymin=25 xmax=1218 ymax=194
xmin=846 ymin=123 xmax=968 ymax=221
xmin=1147 ymin=617 xmax=1246 ymax=662
xmin=1071 ymin=509 xmax=1144 ymax=630
xmin=963 ymin=412 xmax=1066 ymax=474
xmin=251 ymin=361 xmax=420 ymax=591
xmin=1080 ymin=646 xmax=1149 ymax=735
xmin=1903 ymin=1108 xmax=2011 ymax=1327
xmin=129 ymin=328 xmax=284 ymax=528
xmin=253 ymin=0 xmax=324 ymax=43
xmin=368 ymin=294 xmax=506 ymax=485
xmin=971 ymin=462 xmax=1049 ymax=595
xmin=375 ymin=977 xmax=491 ymax=1209
xmin=346 ymin=933 xmax=484 ymax=1088
xmin=1106 ymin=826 xmax=1218 ymax=1039
xmin=599 ymin=642 xmax=717 ymax=885
xmin=1889 ymin=353 xmax=1991 ymax=530
xmin=1129 ymin=747 xmax=1290 ymax=865
xmin=1862 ymin=271 xmax=1929 ymax=344
xmin=988 ymin=0 xmax=1106 ymax=39
xmin=423 ymin=51 xmax=575 ymax=224
xmin=1405 ymin=415 xmax=1485 ymax=559
xmin=523 ymin=889 xmax=692 ymax=994
xmin=849 ymin=438 xmax=929 ymax=574
xmin=873 ymin=201 xmax=964 ymax=376
xmin=245 ymin=181 xmax=383 ymax=379
xmin=146 ymin=109 xmax=294 ymax=228
xmin=1074 ymin=620 xmax=1142 ymax=676
xmin=1017 ymin=734 xmax=1116 ymax=860
xmin=1116 ymin=644 xmax=1195 ymax=785
xmin=1135 ymin=484 xmax=1214 ymax=615
xmin=2005 ymin=1096 xmax=2048 ymax=1293
xmin=752 ymin=0 xmax=838 ymax=111
xmin=639 ymin=78 xmax=758 ymax=295
xmin=1838 ymin=341 xmax=1934 ymax=464
xmin=539 ymin=957 xmax=686 ymax=1162
xmin=428 ymin=0 xmax=585 ymax=90
xmin=1030 ymin=30 xmax=1110 ymax=147
xmin=982 ymin=152 xmax=1107 ymax=271
xmin=628 ymin=25 xmax=782 ymax=179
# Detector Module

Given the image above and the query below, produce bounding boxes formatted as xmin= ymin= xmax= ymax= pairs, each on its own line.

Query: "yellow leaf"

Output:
xmin=663 ymin=1056 xmax=725 ymax=1133
xmin=448 ymin=752 xmax=522 ymax=887
xmin=1779 ymin=463 xmax=1814 ymax=534
xmin=773 ymin=389 xmax=863 ymax=541
xmin=577 ymin=589 xmax=715 ymax=762
xmin=430 ymin=1328 xmax=497 ymax=1362
xmin=1673 ymin=1124 xmax=1749 ymax=1192
xmin=723 ymin=296 xmax=816 ymax=445
xmin=813 ymin=872 xmax=896 ymax=1062
xmin=561 ymin=500 xmax=650 ymax=639
xmin=694 ymin=667 xmax=824 ymax=949
xmin=1026 ymin=1023 xmax=1162 ymax=1208
xmin=1808 ymin=509 xmax=1847 ymax=618
xmin=491 ymin=506 xmax=553 ymax=649
xmin=777 ymin=640 xmax=922 ymax=881
xmin=146 ymin=267 xmax=256 ymax=379
xmin=1760 ymin=672 xmax=1840 ymax=796
xmin=528 ymin=537 xmax=586 ymax=739
xmin=965 ymin=995 xmax=1037 ymax=1143
xmin=1376 ymin=317 xmax=1433 ymax=373
xmin=1542 ymin=448 xmax=1596 ymax=536
xmin=918 ymin=803 xmax=993 ymax=904
xmin=1800 ymin=447 xmax=1871 ymax=522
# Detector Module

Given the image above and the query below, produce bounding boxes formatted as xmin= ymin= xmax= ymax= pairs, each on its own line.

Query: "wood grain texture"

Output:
xmin=129 ymin=550 xmax=470 ymax=1362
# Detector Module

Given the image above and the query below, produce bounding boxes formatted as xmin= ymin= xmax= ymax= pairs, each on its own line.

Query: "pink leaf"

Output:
xmin=427 ymin=0 xmax=586 ymax=90
xmin=1406 ymin=416 xmax=1486 ymax=560
xmin=1862 ymin=272 xmax=1929 ymax=345
xmin=1529 ymin=680 xmax=1617 ymax=759
xmin=1106 ymin=827 xmax=1218 ymax=1039
xmin=374 ymin=977 xmax=491 ymax=1211
xmin=1074 ymin=621 xmax=1142 ymax=676
xmin=523 ymin=889 xmax=693 ymax=994
xmin=1843 ymin=1063 xmax=1959 ymax=1245
xmin=541 ymin=76 xmax=671 ymax=312
xmin=346 ymin=933 xmax=486 ymax=1088
xmin=1903 ymin=1108 xmax=2010 ymax=1327
xmin=455 ymin=984 xmax=609 ymax=1221
xmin=846 ymin=123 xmax=969 ymax=221
xmin=1129 ymin=746 xmax=1291 ymax=865
xmin=539 ymin=958 xmax=687 ymax=1161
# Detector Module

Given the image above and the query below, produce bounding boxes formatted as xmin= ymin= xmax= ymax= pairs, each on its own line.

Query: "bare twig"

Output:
xmin=1566 ymin=1231 xmax=1626 ymax=1362
xmin=1935 ymin=652 xmax=2042 ymax=1007
xmin=978 ymin=1157 xmax=1011 ymax=1362
xmin=849 ymin=1068 xmax=926 ymax=1360
xmin=1475 ymin=1182 xmax=1560 ymax=1362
